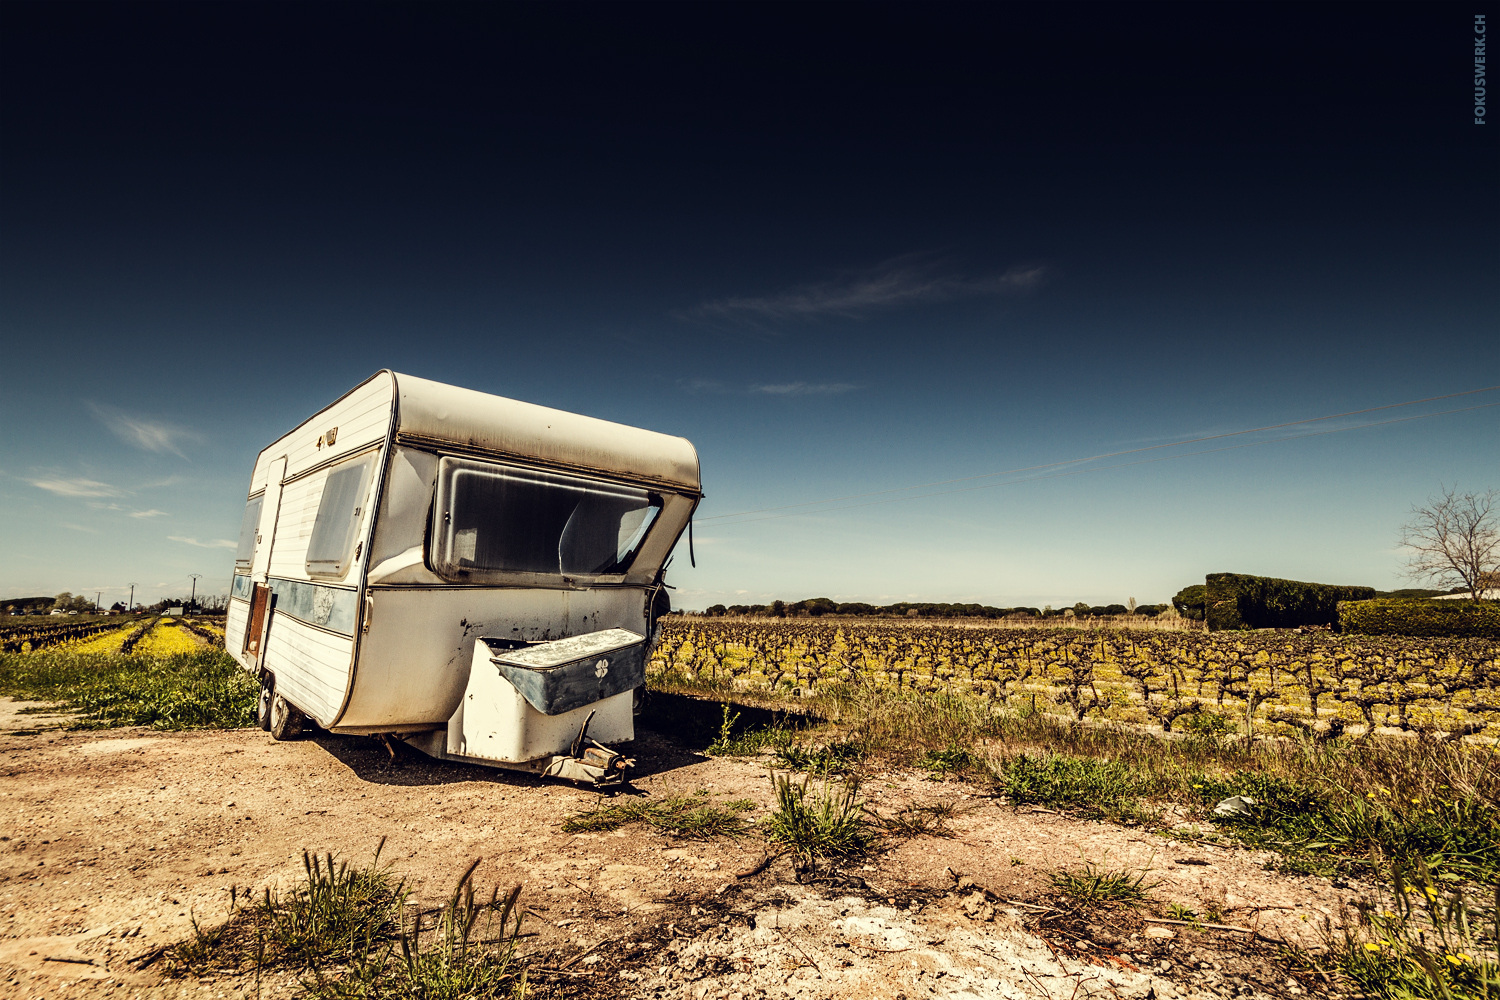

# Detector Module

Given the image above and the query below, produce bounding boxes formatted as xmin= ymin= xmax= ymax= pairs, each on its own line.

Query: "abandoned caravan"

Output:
xmin=225 ymin=371 xmax=700 ymax=784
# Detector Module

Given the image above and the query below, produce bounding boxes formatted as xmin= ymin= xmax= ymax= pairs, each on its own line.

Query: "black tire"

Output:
xmin=256 ymin=676 xmax=274 ymax=731
xmin=269 ymin=694 xmax=305 ymax=741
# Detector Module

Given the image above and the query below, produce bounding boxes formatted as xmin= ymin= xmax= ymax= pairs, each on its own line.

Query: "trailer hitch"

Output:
xmin=542 ymin=709 xmax=634 ymax=786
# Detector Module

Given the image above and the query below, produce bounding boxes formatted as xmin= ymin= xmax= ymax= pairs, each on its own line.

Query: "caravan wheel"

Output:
xmin=269 ymin=695 xmax=305 ymax=741
xmin=256 ymin=677 xmax=274 ymax=731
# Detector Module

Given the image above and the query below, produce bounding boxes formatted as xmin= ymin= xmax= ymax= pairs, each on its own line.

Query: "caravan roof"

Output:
xmin=392 ymin=374 xmax=700 ymax=493
xmin=258 ymin=371 xmax=701 ymax=495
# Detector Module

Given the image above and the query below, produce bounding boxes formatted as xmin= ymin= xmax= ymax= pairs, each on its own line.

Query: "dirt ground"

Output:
xmin=0 ymin=695 xmax=1360 ymax=1000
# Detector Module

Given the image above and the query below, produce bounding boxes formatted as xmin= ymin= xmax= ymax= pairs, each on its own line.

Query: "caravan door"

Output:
xmin=244 ymin=457 xmax=287 ymax=668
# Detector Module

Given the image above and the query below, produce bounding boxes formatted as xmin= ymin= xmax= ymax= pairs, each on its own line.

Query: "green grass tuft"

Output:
xmin=1331 ymin=857 xmax=1500 ymax=1000
xmin=0 ymin=648 xmax=256 ymax=730
xmin=920 ymin=745 xmax=982 ymax=776
xmin=774 ymin=739 xmax=863 ymax=773
xmin=1049 ymin=857 xmax=1160 ymax=905
xmin=561 ymin=790 xmax=754 ymax=838
xmin=705 ymin=704 xmax=796 ymax=757
xmin=765 ymin=770 xmax=872 ymax=861
xmin=168 ymin=842 xmax=527 ymax=998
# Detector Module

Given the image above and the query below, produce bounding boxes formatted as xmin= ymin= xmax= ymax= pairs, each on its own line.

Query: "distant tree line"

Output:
xmin=1 ymin=591 xmax=228 ymax=615
xmin=695 ymin=597 xmax=1169 ymax=619
xmin=1 ymin=592 xmax=97 ymax=615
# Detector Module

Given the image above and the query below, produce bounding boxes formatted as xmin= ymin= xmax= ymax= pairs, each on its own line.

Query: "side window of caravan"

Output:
xmin=431 ymin=457 xmax=663 ymax=580
xmin=306 ymin=456 xmax=375 ymax=578
xmin=234 ymin=495 xmax=264 ymax=572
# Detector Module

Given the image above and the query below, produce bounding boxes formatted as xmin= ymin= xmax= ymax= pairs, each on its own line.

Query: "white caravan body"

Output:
xmin=225 ymin=371 xmax=699 ymax=781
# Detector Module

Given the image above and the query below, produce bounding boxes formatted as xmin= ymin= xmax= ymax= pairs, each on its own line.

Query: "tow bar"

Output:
xmin=541 ymin=710 xmax=634 ymax=786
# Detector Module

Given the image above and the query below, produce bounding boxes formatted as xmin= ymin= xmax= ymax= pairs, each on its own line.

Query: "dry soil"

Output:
xmin=0 ymin=696 xmax=1359 ymax=1000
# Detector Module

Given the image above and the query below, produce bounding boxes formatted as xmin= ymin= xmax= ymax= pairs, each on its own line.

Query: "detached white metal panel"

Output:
xmin=226 ymin=599 xmax=251 ymax=651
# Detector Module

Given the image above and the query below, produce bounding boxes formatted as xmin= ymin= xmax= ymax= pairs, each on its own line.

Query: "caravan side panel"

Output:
xmin=226 ymin=371 xmax=395 ymax=706
xmin=260 ymin=615 xmax=355 ymax=726
xmin=337 ymin=586 xmax=648 ymax=730
xmin=280 ymin=378 xmax=394 ymax=482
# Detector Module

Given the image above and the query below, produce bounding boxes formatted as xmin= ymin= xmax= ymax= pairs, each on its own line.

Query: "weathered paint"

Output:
xmin=224 ymin=370 xmax=695 ymax=771
xmin=489 ymin=627 xmax=646 ymax=716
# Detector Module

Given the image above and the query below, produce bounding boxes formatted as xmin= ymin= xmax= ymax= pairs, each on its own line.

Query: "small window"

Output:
xmin=234 ymin=496 xmax=264 ymax=571
xmin=306 ymin=457 xmax=374 ymax=578
xmin=431 ymin=458 xmax=662 ymax=581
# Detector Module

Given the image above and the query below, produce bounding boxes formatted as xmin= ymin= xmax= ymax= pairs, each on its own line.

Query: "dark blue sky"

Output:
xmin=2 ymin=2 xmax=1496 ymax=609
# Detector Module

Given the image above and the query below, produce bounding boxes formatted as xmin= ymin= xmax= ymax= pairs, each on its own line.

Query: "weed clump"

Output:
xmin=562 ymin=789 xmax=754 ymax=838
xmin=168 ymin=841 xmax=527 ymax=998
xmin=1048 ymin=856 xmax=1161 ymax=906
xmin=1000 ymin=752 xmax=1158 ymax=825
xmin=876 ymin=801 xmax=959 ymax=839
xmin=705 ymin=704 xmax=795 ymax=757
xmin=1331 ymin=857 xmax=1500 ymax=1000
xmin=775 ymin=739 xmax=863 ymax=773
xmin=766 ymin=770 xmax=872 ymax=861
xmin=920 ymin=745 xmax=982 ymax=776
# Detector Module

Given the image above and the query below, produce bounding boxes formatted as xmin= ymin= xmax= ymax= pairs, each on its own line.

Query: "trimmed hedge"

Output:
xmin=1338 ymin=598 xmax=1500 ymax=638
xmin=1205 ymin=573 xmax=1376 ymax=631
xmin=1172 ymin=585 xmax=1208 ymax=621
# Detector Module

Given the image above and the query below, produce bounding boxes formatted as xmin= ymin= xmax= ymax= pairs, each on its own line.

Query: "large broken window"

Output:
xmin=306 ymin=456 xmax=375 ymax=578
xmin=430 ymin=457 xmax=662 ymax=581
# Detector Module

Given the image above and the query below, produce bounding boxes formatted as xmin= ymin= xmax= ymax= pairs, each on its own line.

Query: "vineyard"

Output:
xmin=650 ymin=617 xmax=1500 ymax=740
xmin=0 ymin=615 xmax=226 ymax=655
xmin=0 ymin=616 xmax=121 ymax=653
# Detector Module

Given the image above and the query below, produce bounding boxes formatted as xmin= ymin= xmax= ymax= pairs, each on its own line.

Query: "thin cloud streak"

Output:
xmin=29 ymin=477 xmax=127 ymax=498
xmin=751 ymin=382 xmax=860 ymax=396
xmin=678 ymin=258 xmax=1045 ymax=325
xmin=679 ymin=378 xmax=862 ymax=397
xmin=168 ymin=536 xmax=236 ymax=549
xmin=129 ymin=509 xmax=170 ymax=518
xmin=89 ymin=402 xmax=198 ymax=458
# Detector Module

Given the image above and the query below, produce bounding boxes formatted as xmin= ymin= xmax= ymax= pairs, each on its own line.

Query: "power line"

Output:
xmin=697 ymin=384 xmax=1500 ymax=523
xmin=705 ymin=399 xmax=1500 ymax=527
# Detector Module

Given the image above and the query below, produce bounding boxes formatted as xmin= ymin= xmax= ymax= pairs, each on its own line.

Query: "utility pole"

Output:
xmin=189 ymin=574 xmax=202 ymax=612
xmin=128 ymin=583 xmax=136 ymax=612
xmin=96 ymin=592 xmax=101 ymax=612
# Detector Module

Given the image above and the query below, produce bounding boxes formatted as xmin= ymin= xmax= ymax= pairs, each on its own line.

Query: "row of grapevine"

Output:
xmin=0 ymin=618 xmax=124 ymax=653
xmin=650 ymin=618 xmax=1500 ymax=739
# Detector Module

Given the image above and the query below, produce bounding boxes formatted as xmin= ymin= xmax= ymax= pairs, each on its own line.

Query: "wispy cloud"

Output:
xmin=169 ymin=536 xmax=237 ymax=549
xmin=61 ymin=523 xmax=98 ymax=533
xmin=29 ymin=477 xmax=127 ymax=498
xmin=129 ymin=509 xmax=170 ymax=519
xmin=677 ymin=257 xmax=1045 ymax=326
xmin=89 ymin=402 xmax=199 ymax=458
xmin=751 ymin=382 xmax=860 ymax=396
xmin=679 ymin=378 xmax=862 ymax=397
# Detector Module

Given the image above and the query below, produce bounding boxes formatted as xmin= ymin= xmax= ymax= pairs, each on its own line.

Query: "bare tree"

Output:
xmin=1401 ymin=485 xmax=1500 ymax=600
